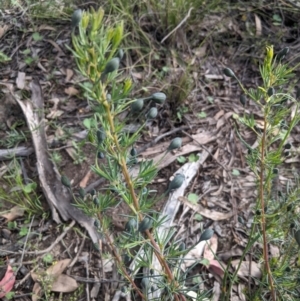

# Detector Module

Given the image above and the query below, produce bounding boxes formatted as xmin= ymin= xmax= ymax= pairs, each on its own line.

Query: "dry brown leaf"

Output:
xmin=31 ymin=265 xmax=77 ymax=298
xmin=16 ymin=72 xmax=26 ymax=90
xmin=91 ymin=281 xmax=101 ymax=298
xmin=216 ymin=117 xmax=225 ymax=130
xmin=0 ymin=81 xmax=14 ymax=92
xmin=32 ymin=282 xmax=43 ymax=301
xmin=179 ymin=196 xmax=233 ymax=221
xmin=181 ymin=241 xmax=206 ymax=270
xmin=213 ymin=148 xmax=220 ymax=161
xmin=141 ymin=132 xmax=215 ymax=157
xmin=46 ymin=109 xmax=64 ymax=119
xmin=218 ymin=248 xmax=244 ymax=261
xmin=200 ymin=15 xmax=229 ymax=33
xmin=210 ymin=183 xmax=223 ymax=196
xmin=65 ymin=69 xmax=74 ymax=82
xmin=39 ymin=25 xmax=56 ymax=31
xmin=37 ymin=62 xmax=47 ymax=73
xmin=47 ymin=98 xmax=63 ymax=119
xmin=64 ymin=146 xmax=78 ymax=161
xmin=64 ymin=86 xmax=79 ymax=96
xmin=285 ymin=157 xmax=300 ymax=163
xmin=102 ymin=258 xmax=114 ymax=273
xmin=136 ymin=144 xmax=203 ymax=175
xmin=0 ymin=25 xmax=10 ymax=39
xmin=31 ymin=270 xmax=43 ymax=282
xmin=291 ymin=104 xmax=297 ymax=119
xmin=1 ymin=206 xmax=25 ymax=221
xmin=51 ymin=274 xmax=78 ymax=292
xmin=254 ymin=14 xmax=262 ymax=36
xmin=47 ymin=259 xmax=71 ymax=277
xmin=46 ymin=39 xmax=64 ymax=54
xmin=54 ymin=126 xmax=65 ymax=139
xmin=203 ymin=234 xmax=218 ymax=261
xmin=231 ymin=260 xmax=262 ymax=281
xmin=0 ymin=265 xmax=16 ymax=298
xmin=79 ymin=170 xmax=92 ymax=188
xmin=212 ymin=281 xmax=221 ymax=301
xmin=194 ymin=44 xmax=207 ymax=58
xmin=237 ymin=283 xmax=247 ymax=301
xmin=214 ymin=110 xmax=225 ymax=120
xmin=204 ymin=74 xmax=223 ymax=80
xmin=269 ymin=244 xmax=280 ymax=258
xmin=208 ymin=259 xmax=225 ymax=277
xmin=224 ymin=111 xmax=233 ymax=120
xmin=255 ymin=120 xmax=265 ymax=129
xmin=131 ymin=72 xmax=143 ymax=79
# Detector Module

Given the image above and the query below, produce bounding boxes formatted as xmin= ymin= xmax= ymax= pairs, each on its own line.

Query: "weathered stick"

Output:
xmin=14 ymin=79 xmax=100 ymax=245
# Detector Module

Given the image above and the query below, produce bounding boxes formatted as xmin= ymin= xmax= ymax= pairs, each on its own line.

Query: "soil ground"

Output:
xmin=1 ymin=1 xmax=300 ymax=300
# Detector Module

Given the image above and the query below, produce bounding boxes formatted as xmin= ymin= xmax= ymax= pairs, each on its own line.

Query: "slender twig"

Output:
xmin=137 ymin=125 xmax=190 ymax=154
xmin=25 ymin=220 xmax=75 ymax=255
xmin=100 ymin=88 xmax=182 ymax=301
xmin=15 ymin=266 xmax=39 ymax=289
xmin=182 ymin=130 xmax=230 ymax=174
xmin=15 ymin=216 xmax=35 ymax=274
xmin=69 ymin=234 xmax=86 ymax=268
xmin=161 ymin=7 xmax=193 ymax=44
xmin=103 ymin=226 xmax=145 ymax=300
xmin=259 ymin=115 xmax=276 ymax=301
xmin=84 ymin=254 xmax=90 ymax=301
xmin=69 ymin=275 xmax=125 ymax=283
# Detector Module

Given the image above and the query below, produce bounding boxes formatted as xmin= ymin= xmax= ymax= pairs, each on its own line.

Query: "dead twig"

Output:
xmin=11 ymin=79 xmax=101 ymax=245
xmin=69 ymin=234 xmax=86 ymax=268
xmin=182 ymin=130 xmax=230 ymax=175
xmin=0 ymin=147 xmax=34 ymax=160
xmin=25 ymin=220 xmax=76 ymax=255
xmin=15 ymin=216 xmax=35 ymax=274
xmin=161 ymin=7 xmax=193 ymax=44
xmin=137 ymin=125 xmax=190 ymax=154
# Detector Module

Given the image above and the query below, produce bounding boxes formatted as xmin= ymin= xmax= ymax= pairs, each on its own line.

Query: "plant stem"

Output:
xmin=100 ymin=89 xmax=182 ymax=301
xmin=104 ymin=225 xmax=146 ymax=300
xmin=260 ymin=114 xmax=276 ymax=301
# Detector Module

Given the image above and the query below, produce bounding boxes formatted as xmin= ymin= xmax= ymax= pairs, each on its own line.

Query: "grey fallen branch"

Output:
xmin=0 ymin=146 xmax=34 ymax=160
xmin=12 ymin=79 xmax=101 ymax=245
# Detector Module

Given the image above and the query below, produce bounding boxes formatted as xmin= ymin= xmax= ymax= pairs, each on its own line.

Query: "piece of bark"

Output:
xmin=14 ymin=78 xmax=100 ymax=245
xmin=0 ymin=146 xmax=34 ymax=160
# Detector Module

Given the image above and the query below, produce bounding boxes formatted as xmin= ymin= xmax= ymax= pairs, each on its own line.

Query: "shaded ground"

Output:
xmin=1 ymin=1 xmax=300 ymax=300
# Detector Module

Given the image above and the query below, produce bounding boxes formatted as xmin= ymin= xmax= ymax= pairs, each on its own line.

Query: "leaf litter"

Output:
xmin=1 ymin=2 xmax=300 ymax=300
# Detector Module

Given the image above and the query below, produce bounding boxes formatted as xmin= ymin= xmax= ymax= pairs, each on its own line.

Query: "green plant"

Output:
xmin=4 ymin=291 xmax=15 ymax=300
xmin=70 ymin=7 xmax=209 ymax=300
xmin=0 ymin=50 xmax=11 ymax=63
xmin=19 ymin=226 xmax=29 ymax=237
xmin=0 ymin=160 xmax=45 ymax=217
xmin=0 ymin=129 xmax=27 ymax=148
xmin=50 ymin=151 xmax=62 ymax=165
xmin=71 ymin=140 xmax=86 ymax=165
xmin=7 ymin=221 xmax=17 ymax=230
xmin=222 ymin=46 xmax=300 ymax=301
xmin=37 ymin=270 xmax=55 ymax=301
xmin=176 ymin=106 xmax=189 ymax=122
xmin=42 ymin=254 xmax=54 ymax=264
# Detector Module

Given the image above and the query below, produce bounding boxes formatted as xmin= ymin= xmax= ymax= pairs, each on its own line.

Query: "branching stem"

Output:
xmin=260 ymin=114 xmax=276 ymax=301
xmin=100 ymin=88 xmax=182 ymax=301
